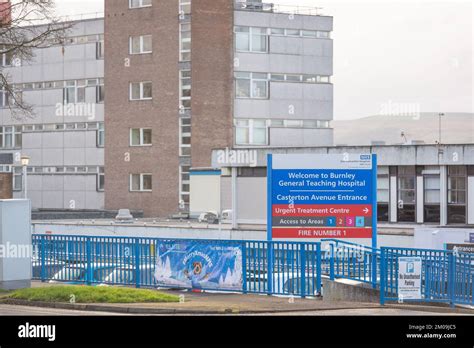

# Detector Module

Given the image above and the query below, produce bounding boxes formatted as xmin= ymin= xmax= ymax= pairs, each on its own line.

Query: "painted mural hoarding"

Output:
xmin=154 ymin=240 xmax=243 ymax=291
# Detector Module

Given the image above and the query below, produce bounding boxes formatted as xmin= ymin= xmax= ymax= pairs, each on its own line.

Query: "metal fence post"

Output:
xmin=380 ymin=248 xmax=385 ymax=306
xmin=316 ymin=243 xmax=322 ymax=296
xmin=371 ymin=250 xmax=377 ymax=289
xmin=40 ymin=236 xmax=46 ymax=282
xmin=242 ymin=242 xmax=247 ymax=294
xmin=300 ymin=244 xmax=306 ymax=298
xmin=448 ymin=252 xmax=455 ymax=308
xmin=135 ymin=238 xmax=141 ymax=289
xmin=329 ymin=243 xmax=335 ymax=281
xmin=425 ymin=262 xmax=431 ymax=300
xmin=267 ymin=242 xmax=274 ymax=295
xmin=86 ymin=237 xmax=92 ymax=285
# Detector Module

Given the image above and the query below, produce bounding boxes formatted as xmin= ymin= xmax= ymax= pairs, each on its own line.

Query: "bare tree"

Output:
xmin=0 ymin=0 xmax=71 ymax=120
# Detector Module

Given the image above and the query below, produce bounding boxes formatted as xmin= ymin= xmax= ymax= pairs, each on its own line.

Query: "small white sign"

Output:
xmin=272 ymin=154 xmax=373 ymax=170
xmin=398 ymin=257 xmax=422 ymax=300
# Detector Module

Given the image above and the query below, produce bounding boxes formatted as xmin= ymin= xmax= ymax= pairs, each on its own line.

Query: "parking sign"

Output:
xmin=398 ymin=257 xmax=422 ymax=300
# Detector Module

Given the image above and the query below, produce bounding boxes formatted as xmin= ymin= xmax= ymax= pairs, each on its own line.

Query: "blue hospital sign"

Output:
xmin=267 ymin=154 xmax=377 ymax=244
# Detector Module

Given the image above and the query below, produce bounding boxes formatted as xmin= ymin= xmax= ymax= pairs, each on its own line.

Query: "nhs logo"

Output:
xmin=360 ymin=155 xmax=371 ymax=161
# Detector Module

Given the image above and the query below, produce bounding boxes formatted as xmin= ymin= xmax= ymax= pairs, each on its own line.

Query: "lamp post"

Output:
xmin=438 ymin=113 xmax=445 ymax=144
xmin=20 ymin=155 xmax=30 ymax=199
xmin=437 ymin=113 xmax=445 ymax=165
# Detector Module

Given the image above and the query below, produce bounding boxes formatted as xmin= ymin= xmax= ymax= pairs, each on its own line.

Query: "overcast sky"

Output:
xmin=52 ymin=0 xmax=473 ymax=120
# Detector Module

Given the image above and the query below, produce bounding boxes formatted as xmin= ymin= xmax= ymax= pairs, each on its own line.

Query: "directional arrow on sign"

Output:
xmin=363 ymin=208 xmax=369 ymax=214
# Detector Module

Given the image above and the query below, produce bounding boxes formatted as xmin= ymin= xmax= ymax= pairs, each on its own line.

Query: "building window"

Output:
xmin=234 ymin=26 xmax=268 ymax=53
xmin=0 ymin=90 xmax=8 ymax=108
xmin=377 ymin=166 xmax=389 ymax=222
xmin=0 ymin=45 xmax=15 ymax=67
xmin=179 ymin=118 xmax=191 ymax=157
xmin=64 ymin=80 xmax=86 ymax=104
xmin=130 ymin=81 xmax=152 ymax=100
xmin=179 ymin=166 xmax=190 ymax=207
xmin=130 ymin=174 xmax=152 ymax=192
xmin=397 ymin=166 xmax=416 ymax=222
xmin=286 ymin=29 xmax=300 ymax=37
xmin=0 ymin=126 xmax=21 ymax=149
xmin=179 ymin=23 xmax=191 ymax=62
xmin=96 ymin=41 xmax=104 ymax=59
xmin=179 ymin=0 xmax=191 ymax=15
xmin=96 ymin=82 xmax=104 ymax=103
xmin=423 ymin=166 xmax=440 ymax=223
xmin=129 ymin=35 xmax=152 ymax=55
xmin=180 ymin=70 xmax=191 ymax=109
xmin=235 ymin=119 xmax=268 ymax=145
xmin=97 ymin=123 xmax=105 ymax=147
xmin=448 ymin=166 xmax=467 ymax=224
xmin=13 ymin=167 xmax=22 ymax=191
xmin=130 ymin=128 xmax=152 ymax=146
xmin=97 ymin=169 xmax=105 ymax=192
xmin=235 ymin=72 xmax=268 ymax=99
xmin=129 ymin=0 xmax=152 ymax=9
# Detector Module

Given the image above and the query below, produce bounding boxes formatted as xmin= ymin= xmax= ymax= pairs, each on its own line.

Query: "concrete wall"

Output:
xmin=414 ymin=227 xmax=473 ymax=250
xmin=190 ymin=174 xmax=221 ymax=216
xmin=237 ymin=177 xmax=267 ymax=224
xmin=31 ymin=221 xmax=415 ymax=248
xmin=21 ymin=174 xmax=103 ymax=210
xmin=0 ymin=200 xmax=31 ymax=290
xmin=235 ymin=83 xmax=333 ymax=120
xmin=269 ymin=128 xmax=333 ymax=147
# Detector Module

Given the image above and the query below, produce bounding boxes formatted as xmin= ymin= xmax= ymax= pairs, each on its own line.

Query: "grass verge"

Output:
xmin=6 ymin=286 xmax=179 ymax=304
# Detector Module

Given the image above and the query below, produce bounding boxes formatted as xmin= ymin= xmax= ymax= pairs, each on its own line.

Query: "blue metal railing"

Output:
xmin=380 ymin=247 xmax=474 ymax=306
xmin=321 ymin=239 xmax=380 ymax=287
xmin=31 ymin=235 xmax=473 ymax=306
xmin=32 ymin=235 xmax=323 ymax=298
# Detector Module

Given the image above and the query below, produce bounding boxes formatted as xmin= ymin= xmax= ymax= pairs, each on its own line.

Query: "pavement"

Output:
xmin=0 ymin=303 xmax=468 ymax=316
xmin=1 ymin=285 xmax=472 ymax=316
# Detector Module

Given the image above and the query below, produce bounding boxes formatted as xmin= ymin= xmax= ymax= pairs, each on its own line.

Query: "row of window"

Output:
xmin=180 ymin=23 xmax=191 ymax=62
xmin=235 ymin=72 xmax=331 ymax=99
xmin=1 ymin=79 xmax=105 ymax=106
xmin=179 ymin=1 xmax=192 ymax=208
xmin=0 ymin=123 xmax=104 ymax=149
xmin=377 ymin=166 xmax=471 ymax=224
xmin=235 ymin=26 xmax=331 ymax=53
xmin=13 ymin=78 xmax=104 ymax=92
xmin=18 ymin=122 xmax=103 ymax=133
xmin=180 ymin=70 xmax=191 ymax=109
xmin=179 ymin=118 xmax=191 ymax=156
xmin=235 ymin=119 xmax=331 ymax=145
